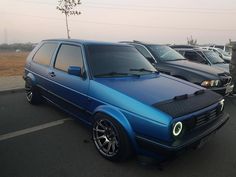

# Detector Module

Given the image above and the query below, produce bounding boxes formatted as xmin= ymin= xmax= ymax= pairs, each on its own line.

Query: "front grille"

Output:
xmin=183 ymin=106 xmax=222 ymax=130
xmin=195 ymin=108 xmax=219 ymax=127
xmin=221 ymin=77 xmax=232 ymax=87
xmin=218 ymin=73 xmax=232 ymax=87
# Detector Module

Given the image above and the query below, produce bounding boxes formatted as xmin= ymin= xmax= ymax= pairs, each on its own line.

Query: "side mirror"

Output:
xmin=68 ymin=66 xmax=82 ymax=77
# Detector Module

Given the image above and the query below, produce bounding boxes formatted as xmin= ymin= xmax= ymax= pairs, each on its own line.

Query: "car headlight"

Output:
xmin=201 ymin=80 xmax=220 ymax=87
xmin=172 ymin=121 xmax=183 ymax=137
xmin=219 ymin=99 xmax=225 ymax=111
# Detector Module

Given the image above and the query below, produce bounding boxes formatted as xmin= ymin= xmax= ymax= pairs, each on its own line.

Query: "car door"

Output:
xmin=48 ymin=43 xmax=90 ymax=120
xmin=30 ymin=42 xmax=59 ymax=91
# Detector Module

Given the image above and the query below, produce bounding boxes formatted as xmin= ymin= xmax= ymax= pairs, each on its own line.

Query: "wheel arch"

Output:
xmin=25 ymin=72 xmax=37 ymax=86
xmin=92 ymin=105 xmax=136 ymax=145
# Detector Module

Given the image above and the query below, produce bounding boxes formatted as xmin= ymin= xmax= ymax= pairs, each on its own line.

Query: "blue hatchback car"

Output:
xmin=24 ymin=39 xmax=229 ymax=161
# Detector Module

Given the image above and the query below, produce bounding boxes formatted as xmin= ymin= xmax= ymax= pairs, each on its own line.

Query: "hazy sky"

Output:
xmin=1 ymin=0 xmax=236 ymax=44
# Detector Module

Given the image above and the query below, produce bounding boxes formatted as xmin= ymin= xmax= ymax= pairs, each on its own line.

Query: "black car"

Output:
xmin=122 ymin=41 xmax=233 ymax=96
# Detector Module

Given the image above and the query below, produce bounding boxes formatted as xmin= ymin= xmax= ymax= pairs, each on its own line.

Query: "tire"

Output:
xmin=25 ymin=78 xmax=42 ymax=104
xmin=92 ymin=113 xmax=133 ymax=162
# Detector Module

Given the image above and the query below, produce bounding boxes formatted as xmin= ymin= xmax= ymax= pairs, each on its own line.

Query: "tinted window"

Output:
xmin=177 ymin=50 xmax=185 ymax=56
xmin=184 ymin=51 xmax=207 ymax=64
xmin=134 ymin=45 xmax=151 ymax=58
xmin=55 ymin=44 xmax=83 ymax=72
xmin=149 ymin=45 xmax=186 ymax=61
xmin=87 ymin=45 xmax=156 ymax=77
xmin=134 ymin=45 xmax=156 ymax=63
xmin=215 ymin=45 xmax=224 ymax=50
xmin=33 ymin=43 xmax=57 ymax=66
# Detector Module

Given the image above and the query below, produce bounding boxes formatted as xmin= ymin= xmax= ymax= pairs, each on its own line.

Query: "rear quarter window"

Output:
xmin=33 ymin=43 xmax=58 ymax=66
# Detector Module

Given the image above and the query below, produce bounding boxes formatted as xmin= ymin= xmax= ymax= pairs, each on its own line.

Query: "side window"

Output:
xmin=55 ymin=44 xmax=83 ymax=72
xmin=197 ymin=51 xmax=207 ymax=60
xmin=134 ymin=45 xmax=152 ymax=58
xmin=177 ymin=50 xmax=185 ymax=56
xmin=134 ymin=45 xmax=156 ymax=63
xmin=184 ymin=51 xmax=206 ymax=64
xmin=33 ymin=43 xmax=58 ymax=66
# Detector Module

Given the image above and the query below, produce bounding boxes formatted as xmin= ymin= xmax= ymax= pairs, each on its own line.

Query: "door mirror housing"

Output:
xmin=68 ymin=66 xmax=82 ymax=77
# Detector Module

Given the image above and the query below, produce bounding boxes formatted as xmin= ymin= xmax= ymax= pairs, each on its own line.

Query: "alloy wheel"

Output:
xmin=93 ymin=119 xmax=120 ymax=157
xmin=25 ymin=81 xmax=33 ymax=102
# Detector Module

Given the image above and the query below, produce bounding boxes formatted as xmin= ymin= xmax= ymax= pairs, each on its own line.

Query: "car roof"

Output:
xmin=42 ymin=39 xmax=131 ymax=47
xmin=120 ymin=40 xmax=165 ymax=46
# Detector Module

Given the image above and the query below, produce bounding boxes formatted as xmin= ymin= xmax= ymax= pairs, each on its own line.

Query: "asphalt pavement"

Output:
xmin=0 ymin=91 xmax=236 ymax=177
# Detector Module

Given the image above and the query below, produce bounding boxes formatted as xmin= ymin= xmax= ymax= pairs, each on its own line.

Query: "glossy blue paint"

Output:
xmin=24 ymin=39 xmax=227 ymax=159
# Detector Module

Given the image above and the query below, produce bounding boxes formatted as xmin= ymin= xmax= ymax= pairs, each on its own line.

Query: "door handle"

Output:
xmin=49 ymin=72 xmax=56 ymax=77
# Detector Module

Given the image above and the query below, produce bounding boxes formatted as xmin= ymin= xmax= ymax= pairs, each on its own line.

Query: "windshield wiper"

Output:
xmin=129 ymin=68 xmax=158 ymax=73
xmin=94 ymin=72 xmax=140 ymax=77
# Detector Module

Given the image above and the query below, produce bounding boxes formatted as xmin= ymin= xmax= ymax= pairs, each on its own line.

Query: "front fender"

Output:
xmin=93 ymin=105 xmax=136 ymax=144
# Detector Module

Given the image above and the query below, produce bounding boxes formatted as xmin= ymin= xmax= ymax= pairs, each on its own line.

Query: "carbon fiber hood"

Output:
xmin=153 ymin=89 xmax=222 ymax=118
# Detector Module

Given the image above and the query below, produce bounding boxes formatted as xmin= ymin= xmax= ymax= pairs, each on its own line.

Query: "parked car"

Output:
xmin=209 ymin=45 xmax=232 ymax=55
xmin=24 ymin=39 xmax=229 ymax=161
xmin=230 ymin=42 xmax=236 ymax=94
xmin=203 ymin=47 xmax=232 ymax=63
xmin=172 ymin=47 xmax=230 ymax=73
xmin=122 ymin=41 xmax=233 ymax=96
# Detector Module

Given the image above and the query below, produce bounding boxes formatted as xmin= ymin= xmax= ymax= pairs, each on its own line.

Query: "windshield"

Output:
xmin=148 ymin=45 xmax=186 ymax=61
xmin=203 ymin=51 xmax=225 ymax=64
xmin=87 ymin=45 xmax=157 ymax=77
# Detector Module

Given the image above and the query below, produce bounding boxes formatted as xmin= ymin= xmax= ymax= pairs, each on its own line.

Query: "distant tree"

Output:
xmin=228 ymin=38 xmax=232 ymax=46
xmin=187 ymin=36 xmax=198 ymax=46
xmin=57 ymin=0 xmax=82 ymax=39
xmin=0 ymin=43 xmax=35 ymax=52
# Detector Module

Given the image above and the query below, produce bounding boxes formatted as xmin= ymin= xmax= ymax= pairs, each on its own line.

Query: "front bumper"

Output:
xmin=136 ymin=112 xmax=229 ymax=155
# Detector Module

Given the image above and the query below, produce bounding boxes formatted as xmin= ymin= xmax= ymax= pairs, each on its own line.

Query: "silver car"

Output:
xmin=174 ymin=48 xmax=230 ymax=73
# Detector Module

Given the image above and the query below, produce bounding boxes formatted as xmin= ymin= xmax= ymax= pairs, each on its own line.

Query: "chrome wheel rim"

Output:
xmin=93 ymin=119 xmax=119 ymax=157
xmin=25 ymin=81 xmax=33 ymax=102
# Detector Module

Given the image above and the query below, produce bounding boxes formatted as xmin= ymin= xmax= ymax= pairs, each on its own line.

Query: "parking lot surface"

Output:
xmin=0 ymin=91 xmax=236 ymax=177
